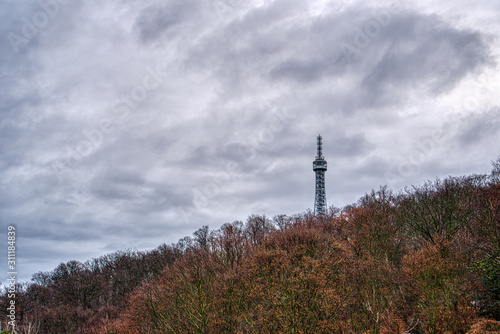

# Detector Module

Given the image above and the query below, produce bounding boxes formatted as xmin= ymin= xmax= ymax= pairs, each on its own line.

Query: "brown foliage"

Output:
xmin=402 ymin=237 xmax=477 ymax=333
xmin=467 ymin=318 xmax=500 ymax=334
xmin=7 ymin=164 xmax=500 ymax=333
xmin=239 ymin=226 xmax=352 ymax=332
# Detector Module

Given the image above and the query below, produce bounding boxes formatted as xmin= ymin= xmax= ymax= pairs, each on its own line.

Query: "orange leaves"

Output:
xmin=401 ymin=239 xmax=477 ymax=333
xmin=98 ymin=201 xmax=494 ymax=333
xmin=338 ymin=188 xmax=405 ymax=264
xmin=237 ymin=226 xmax=351 ymax=333
xmin=467 ymin=318 xmax=500 ymax=334
xmin=105 ymin=250 xmax=225 ymax=333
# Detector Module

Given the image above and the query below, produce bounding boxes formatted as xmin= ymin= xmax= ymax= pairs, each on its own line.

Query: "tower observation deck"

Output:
xmin=313 ymin=135 xmax=327 ymax=214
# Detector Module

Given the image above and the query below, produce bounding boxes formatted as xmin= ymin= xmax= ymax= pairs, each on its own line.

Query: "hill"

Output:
xmin=2 ymin=158 xmax=500 ymax=333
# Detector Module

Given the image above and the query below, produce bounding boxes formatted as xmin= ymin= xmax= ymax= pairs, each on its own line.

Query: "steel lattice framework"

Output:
xmin=313 ymin=135 xmax=327 ymax=215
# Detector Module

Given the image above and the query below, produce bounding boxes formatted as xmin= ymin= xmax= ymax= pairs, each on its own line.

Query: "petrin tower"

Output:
xmin=313 ymin=135 xmax=327 ymax=214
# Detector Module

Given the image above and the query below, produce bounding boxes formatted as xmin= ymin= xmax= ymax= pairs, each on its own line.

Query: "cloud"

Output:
xmin=458 ymin=107 xmax=500 ymax=147
xmin=0 ymin=0 xmax=499 ymax=282
xmin=362 ymin=13 xmax=490 ymax=97
xmin=134 ymin=0 xmax=208 ymax=43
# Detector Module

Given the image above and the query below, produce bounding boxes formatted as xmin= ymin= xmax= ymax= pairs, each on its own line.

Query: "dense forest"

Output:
xmin=2 ymin=159 xmax=500 ymax=333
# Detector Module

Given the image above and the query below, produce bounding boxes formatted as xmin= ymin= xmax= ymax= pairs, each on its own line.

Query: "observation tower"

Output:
xmin=313 ymin=135 xmax=327 ymax=214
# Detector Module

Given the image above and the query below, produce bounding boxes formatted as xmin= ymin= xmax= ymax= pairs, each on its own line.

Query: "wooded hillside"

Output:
xmin=2 ymin=159 xmax=500 ymax=333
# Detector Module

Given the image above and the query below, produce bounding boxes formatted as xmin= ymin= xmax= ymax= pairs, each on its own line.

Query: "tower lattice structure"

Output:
xmin=313 ymin=135 xmax=327 ymax=214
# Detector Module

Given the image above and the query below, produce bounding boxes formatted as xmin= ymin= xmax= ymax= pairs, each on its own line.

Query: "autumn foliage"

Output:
xmin=2 ymin=159 xmax=500 ymax=333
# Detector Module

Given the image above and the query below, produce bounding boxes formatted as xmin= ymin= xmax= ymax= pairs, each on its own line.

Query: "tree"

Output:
xmin=491 ymin=156 xmax=500 ymax=185
xmin=193 ymin=225 xmax=210 ymax=250
xmin=401 ymin=239 xmax=476 ymax=333
xmin=339 ymin=187 xmax=407 ymax=264
xmin=240 ymin=225 xmax=351 ymax=332
xmin=244 ymin=214 xmax=275 ymax=245
xmin=397 ymin=177 xmax=478 ymax=245
xmin=212 ymin=221 xmax=248 ymax=270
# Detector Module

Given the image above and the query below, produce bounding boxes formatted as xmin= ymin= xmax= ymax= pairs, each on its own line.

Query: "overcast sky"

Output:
xmin=1 ymin=0 xmax=499 ymax=282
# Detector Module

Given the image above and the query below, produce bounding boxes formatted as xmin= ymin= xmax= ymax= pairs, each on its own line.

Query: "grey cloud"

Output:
xmin=268 ymin=11 xmax=491 ymax=110
xmin=189 ymin=5 xmax=491 ymax=111
xmin=136 ymin=2 xmax=192 ymax=42
xmin=457 ymin=108 xmax=500 ymax=146
xmin=89 ymin=174 xmax=192 ymax=213
xmin=361 ymin=13 xmax=490 ymax=97
xmin=134 ymin=0 xmax=215 ymax=44
xmin=330 ymin=132 xmax=376 ymax=157
xmin=269 ymin=58 xmax=341 ymax=83
xmin=0 ymin=0 xmax=499 ymax=283
xmin=23 ymin=219 xmax=101 ymax=242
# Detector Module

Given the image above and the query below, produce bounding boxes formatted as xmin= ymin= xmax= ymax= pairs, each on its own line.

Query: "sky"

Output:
xmin=0 ymin=0 xmax=499 ymax=283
